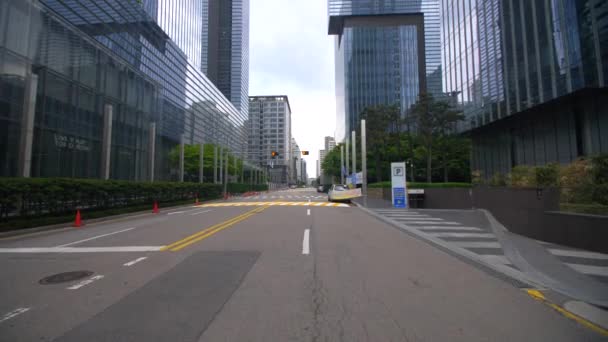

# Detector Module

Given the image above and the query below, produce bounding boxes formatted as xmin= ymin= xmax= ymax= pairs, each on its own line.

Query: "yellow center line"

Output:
xmin=169 ymin=205 xmax=269 ymax=251
xmin=161 ymin=208 xmax=262 ymax=251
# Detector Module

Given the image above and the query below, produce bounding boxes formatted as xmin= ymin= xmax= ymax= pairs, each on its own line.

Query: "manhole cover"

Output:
xmin=39 ymin=271 xmax=94 ymax=285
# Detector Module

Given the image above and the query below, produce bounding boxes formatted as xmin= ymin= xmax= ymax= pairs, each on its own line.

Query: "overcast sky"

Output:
xmin=250 ymin=0 xmax=336 ymax=178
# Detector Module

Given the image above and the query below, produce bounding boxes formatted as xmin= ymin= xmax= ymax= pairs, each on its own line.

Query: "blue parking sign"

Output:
xmin=393 ymin=187 xmax=407 ymax=208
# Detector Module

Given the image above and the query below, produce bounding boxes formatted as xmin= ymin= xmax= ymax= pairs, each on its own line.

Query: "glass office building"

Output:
xmin=200 ymin=0 xmax=250 ymax=119
xmin=0 ymin=0 xmax=247 ymax=180
xmin=329 ymin=0 xmax=442 ymax=141
xmin=441 ymin=0 xmax=608 ymax=176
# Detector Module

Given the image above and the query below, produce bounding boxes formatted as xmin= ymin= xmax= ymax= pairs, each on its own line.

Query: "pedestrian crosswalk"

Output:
xmin=197 ymin=202 xmax=349 ymax=208
xmin=237 ymin=195 xmax=326 ymax=200
xmin=373 ymin=209 xmax=608 ymax=284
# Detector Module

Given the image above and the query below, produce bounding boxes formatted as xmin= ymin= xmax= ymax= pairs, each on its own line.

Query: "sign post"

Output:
xmin=391 ymin=162 xmax=407 ymax=208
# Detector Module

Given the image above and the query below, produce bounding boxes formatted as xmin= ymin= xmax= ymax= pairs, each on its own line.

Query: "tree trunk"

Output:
xmin=426 ymin=144 xmax=432 ymax=183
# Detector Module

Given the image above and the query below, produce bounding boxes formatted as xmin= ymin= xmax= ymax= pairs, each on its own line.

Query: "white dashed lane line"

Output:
xmin=0 ymin=307 xmax=31 ymax=324
xmin=123 ymin=257 xmax=148 ymax=267
xmin=67 ymin=275 xmax=104 ymax=290
xmin=56 ymin=227 xmax=136 ymax=247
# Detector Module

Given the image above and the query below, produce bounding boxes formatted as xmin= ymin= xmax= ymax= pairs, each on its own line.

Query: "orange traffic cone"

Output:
xmin=73 ymin=210 xmax=82 ymax=228
xmin=153 ymin=201 xmax=159 ymax=214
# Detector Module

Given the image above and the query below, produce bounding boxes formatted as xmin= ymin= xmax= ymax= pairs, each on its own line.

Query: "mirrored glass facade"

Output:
xmin=201 ymin=0 xmax=249 ymax=118
xmin=0 ymin=0 xmax=247 ymax=180
xmin=441 ymin=0 xmax=608 ymax=176
xmin=329 ymin=0 xmax=442 ymax=141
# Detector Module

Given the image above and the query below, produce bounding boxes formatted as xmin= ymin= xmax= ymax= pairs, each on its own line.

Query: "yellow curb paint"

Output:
xmin=524 ymin=289 xmax=608 ymax=336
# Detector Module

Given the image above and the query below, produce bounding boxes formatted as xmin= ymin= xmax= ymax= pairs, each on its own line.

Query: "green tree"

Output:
xmin=408 ymin=93 xmax=464 ymax=183
xmin=169 ymin=144 xmax=243 ymax=182
xmin=359 ymin=104 xmax=401 ymax=182
xmin=321 ymin=143 xmax=343 ymax=181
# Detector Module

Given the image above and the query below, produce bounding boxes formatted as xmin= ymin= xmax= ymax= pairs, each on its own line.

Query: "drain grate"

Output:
xmin=39 ymin=271 xmax=94 ymax=285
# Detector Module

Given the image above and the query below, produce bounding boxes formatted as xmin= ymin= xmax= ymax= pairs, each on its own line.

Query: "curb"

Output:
xmin=0 ymin=201 xmax=204 ymax=240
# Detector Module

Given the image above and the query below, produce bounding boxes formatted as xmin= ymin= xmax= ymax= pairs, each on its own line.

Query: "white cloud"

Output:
xmin=250 ymin=0 xmax=336 ymax=178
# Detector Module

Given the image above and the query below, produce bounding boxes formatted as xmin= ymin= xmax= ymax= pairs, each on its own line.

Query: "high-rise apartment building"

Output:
xmin=319 ymin=149 xmax=328 ymax=176
xmin=325 ymin=136 xmax=336 ymax=152
xmin=201 ymin=0 xmax=250 ymax=117
xmin=440 ymin=0 xmax=608 ymax=176
xmin=328 ymin=0 xmax=442 ymax=141
xmin=0 ymin=0 xmax=246 ymax=180
xmin=248 ymin=96 xmax=293 ymax=184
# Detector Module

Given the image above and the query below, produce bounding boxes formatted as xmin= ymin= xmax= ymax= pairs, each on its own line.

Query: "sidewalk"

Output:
xmin=353 ymin=197 xmax=608 ymax=306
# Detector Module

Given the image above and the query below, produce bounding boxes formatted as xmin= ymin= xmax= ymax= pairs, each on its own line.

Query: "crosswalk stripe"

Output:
xmin=548 ymin=249 xmax=608 ymax=260
xmin=453 ymin=241 xmax=501 ymax=249
xmin=418 ymin=226 xmax=482 ymax=231
xmin=388 ymin=217 xmax=443 ymax=221
xmin=403 ymin=221 xmax=461 ymax=225
xmin=567 ymin=264 xmax=608 ymax=277
xmin=429 ymin=232 xmax=496 ymax=239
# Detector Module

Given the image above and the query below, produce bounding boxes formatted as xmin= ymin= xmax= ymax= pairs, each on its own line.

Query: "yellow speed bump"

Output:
xmin=162 ymin=206 xmax=268 ymax=252
xmin=196 ymin=202 xmax=349 ymax=208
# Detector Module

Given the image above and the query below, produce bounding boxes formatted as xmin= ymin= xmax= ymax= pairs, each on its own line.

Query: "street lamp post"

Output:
xmin=361 ymin=120 xmax=367 ymax=207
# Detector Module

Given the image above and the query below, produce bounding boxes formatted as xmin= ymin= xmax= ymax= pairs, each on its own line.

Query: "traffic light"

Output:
xmin=271 ymin=151 xmax=278 ymax=158
xmin=302 ymin=151 xmax=309 ymax=155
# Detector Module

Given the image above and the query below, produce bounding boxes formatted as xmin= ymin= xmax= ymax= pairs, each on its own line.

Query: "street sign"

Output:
xmin=391 ymin=162 xmax=407 ymax=208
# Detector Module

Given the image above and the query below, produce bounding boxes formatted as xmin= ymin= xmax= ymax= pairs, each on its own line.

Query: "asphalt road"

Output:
xmin=0 ymin=189 xmax=603 ymax=341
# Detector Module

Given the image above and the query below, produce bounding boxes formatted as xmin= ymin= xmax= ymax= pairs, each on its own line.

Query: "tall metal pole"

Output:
xmin=361 ymin=120 xmax=367 ymax=207
xmin=213 ymin=145 xmax=218 ymax=184
xmin=179 ymin=134 xmax=185 ymax=182
xmin=340 ymin=145 xmax=344 ymax=184
xmin=351 ymin=130 xmax=356 ymax=182
xmin=345 ymin=137 xmax=350 ymax=177
xmin=223 ymin=150 xmax=228 ymax=198
xmin=219 ymin=147 xmax=223 ymax=184
xmin=199 ymin=143 xmax=204 ymax=183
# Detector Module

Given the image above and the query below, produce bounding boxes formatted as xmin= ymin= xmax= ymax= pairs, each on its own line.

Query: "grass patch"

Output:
xmin=559 ymin=203 xmax=608 ymax=216
xmin=0 ymin=198 xmax=213 ymax=232
xmin=368 ymin=182 xmax=472 ymax=189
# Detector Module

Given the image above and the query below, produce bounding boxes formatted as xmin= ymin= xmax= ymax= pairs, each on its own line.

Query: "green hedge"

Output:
xmin=368 ymin=182 xmax=472 ymax=189
xmin=227 ymin=183 xmax=268 ymax=194
xmin=0 ymin=178 xmax=223 ymax=220
xmin=560 ymin=203 xmax=608 ymax=216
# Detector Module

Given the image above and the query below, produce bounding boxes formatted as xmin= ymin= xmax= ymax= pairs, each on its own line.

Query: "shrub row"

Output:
xmin=0 ymin=178 xmax=225 ymax=219
xmin=227 ymin=183 xmax=268 ymax=194
xmin=368 ymin=182 xmax=472 ymax=189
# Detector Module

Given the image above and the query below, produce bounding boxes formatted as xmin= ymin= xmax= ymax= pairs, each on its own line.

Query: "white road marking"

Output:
xmin=453 ymin=241 xmax=502 ymax=249
xmin=167 ymin=211 xmax=185 ymax=215
xmin=56 ymin=227 xmax=136 ymax=247
xmin=67 ymin=275 xmax=104 ymax=290
xmin=307 ymin=209 xmax=311 ymax=216
xmin=429 ymin=232 xmax=496 ymax=239
xmin=480 ymin=255 xmax=511 ymax=265
xmin=189 ymin=209 xmax=212 ymax=216
xmin=567 ymin=264 xmax=608 ymax=277
xmin=123 ymin=256 xmax=148 ymax=267
xmin=302 ymin=229 xmax=310 ymax=255
xmin=0 ymin=307 xmax=30 ymax=324
xmin=391 ymin=217 xmax=443 ymax=221
xmin=548 ymin=249 xmax=608 ymax=260
xmin=0 ymin=246 xmax=164 ymax=253
xmin=404 ymin=221 xmax=461 ymax=225
xmin=418 ymin=226 xmax=482 ymax=231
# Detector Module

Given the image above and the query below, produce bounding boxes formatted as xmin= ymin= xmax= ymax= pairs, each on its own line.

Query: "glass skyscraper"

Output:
xmin=441 ymin=0 xmax=608 ymax=177
xmin=0 ymin=0 xmax=247 ymax=181
xmin=200 ymin=0 xmax=250 ymax=119
xmin=329 ymin=0 xmax=442 ymax=141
